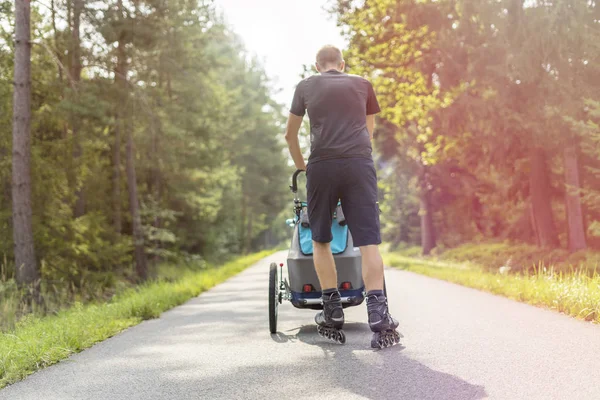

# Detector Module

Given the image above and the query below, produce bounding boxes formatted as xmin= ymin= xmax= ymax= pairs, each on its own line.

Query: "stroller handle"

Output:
xmin=290 ymin=169 xmax=305 ymax=193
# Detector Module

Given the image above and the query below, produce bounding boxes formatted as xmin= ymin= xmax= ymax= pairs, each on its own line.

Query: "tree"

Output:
xmin=333 ymin=0 xmax=461 ymax=254
xmin=121 ymin=0 xmax=147 ymax=280
xmin=12 ymin=0 xmax=39 ymax=297
xmin=566 ymin=100 xmax=600 ymax=249
xmin=70 ymin=0 xmax=85 ymax=217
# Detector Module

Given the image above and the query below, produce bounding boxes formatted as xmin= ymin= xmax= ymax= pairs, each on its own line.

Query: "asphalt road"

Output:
xmin=2 ymin=250 xmax=600 ymax=400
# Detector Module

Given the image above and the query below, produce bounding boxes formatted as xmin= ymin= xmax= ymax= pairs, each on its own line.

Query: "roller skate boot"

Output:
xmin=367 ymin=290 xmax=401 ymax=349
xmin=315 ymin=289 xmax=346 ymax=344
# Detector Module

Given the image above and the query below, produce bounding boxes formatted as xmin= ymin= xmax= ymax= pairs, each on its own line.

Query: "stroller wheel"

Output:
xmin=268 ymin=262 xmax=279 ymax=334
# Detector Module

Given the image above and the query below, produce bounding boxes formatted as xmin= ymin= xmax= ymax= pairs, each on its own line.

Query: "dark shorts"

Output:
xmin=306 ymin=157 xmax=381 ymax=247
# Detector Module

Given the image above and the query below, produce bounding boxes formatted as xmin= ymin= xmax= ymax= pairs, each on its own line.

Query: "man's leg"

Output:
xmin=306 ymin=161 xmax=345 ymax=340
xmin=306 ymin=161 xmax=339 ymax=292
xmin=313 ymin=240 xmax=345 ymax=333
xmin=340 ymin=158 xmax=399 ymax=348
xmin=313 ymin=241 xmax=338 ymax=291
xmin=360 ymin=244 xmax=384 ymax=292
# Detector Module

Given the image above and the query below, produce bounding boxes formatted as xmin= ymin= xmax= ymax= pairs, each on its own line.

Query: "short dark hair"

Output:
xmin=316 ymin=45 xmax=343 ymax=67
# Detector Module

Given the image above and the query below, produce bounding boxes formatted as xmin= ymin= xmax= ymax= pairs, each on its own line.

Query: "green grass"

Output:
xmin=433 ymin=241 xmax=600 ymax=274
xmin=388 ymin=241 xmax=600 ymax=274
xmin=384 ymin=253 xmax=600 ymax=324
xmin=0 ymin=250 xmax=274 ymax=389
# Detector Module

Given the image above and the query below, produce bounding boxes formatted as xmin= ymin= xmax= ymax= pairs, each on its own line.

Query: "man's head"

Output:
xmin=315 ymin=45 xmax=345 ymax=73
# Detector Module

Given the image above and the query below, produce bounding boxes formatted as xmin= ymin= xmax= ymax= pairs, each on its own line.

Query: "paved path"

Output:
xmin=2 ymin=251 xmax=600 ymax=399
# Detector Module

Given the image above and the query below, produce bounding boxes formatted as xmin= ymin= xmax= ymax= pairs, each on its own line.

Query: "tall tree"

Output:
xmin=123 ymin=0 xmax=147 ymax=280
xmin=112 ymin=0 xmax=126 ymax=234
xmin=566 ymin=100 xmax=600 ymax=249
xmin=12 ymin=0 xmax=39 ymax=294
xmin=71 ymin=0 xmax=85 ymax=217
xmin=529 ymin=147 xmax=559 ymax=247
xmin=125 ymin=114 xmax=147 ymax=280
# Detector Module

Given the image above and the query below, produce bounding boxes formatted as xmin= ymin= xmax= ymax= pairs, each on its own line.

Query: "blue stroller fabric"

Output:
xmin=298 ymin=217 xmax=348 ymax=255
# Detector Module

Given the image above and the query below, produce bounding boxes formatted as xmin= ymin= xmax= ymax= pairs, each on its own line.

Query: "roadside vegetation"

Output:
xmin=0 ymin=251 xmax=273 ymax=389
xmin=384 ymin=243 xmax=600 ymax=324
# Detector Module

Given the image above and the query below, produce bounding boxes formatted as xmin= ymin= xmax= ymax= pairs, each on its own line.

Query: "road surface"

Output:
xmin=2 ymin=251 xmax=600 ymax=399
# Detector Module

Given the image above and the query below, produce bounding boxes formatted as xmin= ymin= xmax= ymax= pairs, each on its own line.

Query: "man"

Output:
xmin=284 ymin=45 xmax=399 ymax=348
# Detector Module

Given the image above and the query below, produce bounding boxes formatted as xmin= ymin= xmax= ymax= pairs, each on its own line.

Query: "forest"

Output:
xmin=330 ymin=0 xmax=600 ymax=259
xmin=1 ymin=0 xmax=290 ymax=308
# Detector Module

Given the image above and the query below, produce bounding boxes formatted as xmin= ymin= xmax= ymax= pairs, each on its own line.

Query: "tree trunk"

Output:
xmin=563 ymin=145 xmax=587 ymax=252
xmin=71 ymin=0 xmax=85 ymax=217
xmin=50 ymin=0 xmax=63 ymax=81
xmin=529 ymin=203 xmax=539 ymax=246
xmin=113 ymin=124 xmax=122 ymax=232
xmin=529 ymin=147 xmax=559 ymax=248
xmin=240 ymin=192 xmax=247 ymax=252
xmin=419 ymin=187 xmax=436 ymax=255
xmin=112 ymin=0 xmax=126 ymax=234
xmin=245 ymin=214 xmax=253 ymax=254
xmin=12 ymin=0 xmax=39 ymax=294
xmin=71 ymin=0 xmax=82 ymax=80
xmin=125 ymin=117 xmax=147 ymax=281
xmin=114 ymin=0 xmax=146 ymax=279
xmin=149 ymin=115 xmax=160 ymax=264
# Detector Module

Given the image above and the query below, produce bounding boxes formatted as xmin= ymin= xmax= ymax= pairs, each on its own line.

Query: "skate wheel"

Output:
xmin=337 ymin=330 xmax=346 ymax=344
xmin=370 ymin=337 xmax=380 ymax=349
xmin=372 ymin=334 xmax=384 ymax=349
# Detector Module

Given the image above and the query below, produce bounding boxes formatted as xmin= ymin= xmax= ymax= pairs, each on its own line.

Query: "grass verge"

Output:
xmin=0 ymin=250 xmax=274 ymax=389
xmin=384 ymin=253 xmax=600 ymax=324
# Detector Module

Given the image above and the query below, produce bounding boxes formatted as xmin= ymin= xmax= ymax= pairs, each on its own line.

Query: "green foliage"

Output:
xmin=332 ymin=0 xmax=600 ymax=252
xmin=2 ymin=1 xmax=289 ymax=305
xmin=0 ymin=250 xmax=274 ymax=388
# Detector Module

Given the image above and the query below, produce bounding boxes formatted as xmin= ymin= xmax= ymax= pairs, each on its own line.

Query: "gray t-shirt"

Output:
xmin=290 ymin=70 xmax=381 ymax=164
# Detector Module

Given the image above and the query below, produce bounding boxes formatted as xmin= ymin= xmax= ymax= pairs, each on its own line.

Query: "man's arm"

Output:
xmin=366 ymin=80 xmax=380 ymax=140
xmin=366 ymin=114 xmax=375 ymax=140
xmin=285 ymin=113 xmax=306 ymax=170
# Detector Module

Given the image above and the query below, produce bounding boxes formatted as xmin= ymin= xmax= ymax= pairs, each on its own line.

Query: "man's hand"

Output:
xmin=285 ymin=113 xmax=307 ymax=170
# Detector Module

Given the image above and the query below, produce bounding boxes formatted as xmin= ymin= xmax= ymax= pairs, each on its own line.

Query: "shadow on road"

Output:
xmin=268 ymin=323 xmax=487 ymax=400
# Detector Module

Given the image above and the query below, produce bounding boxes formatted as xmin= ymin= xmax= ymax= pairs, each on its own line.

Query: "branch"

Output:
xmin=30 ymin=40 xmax=77 ymax=91
xmin=32 ymin=0 xmax=69 ymax=21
